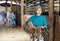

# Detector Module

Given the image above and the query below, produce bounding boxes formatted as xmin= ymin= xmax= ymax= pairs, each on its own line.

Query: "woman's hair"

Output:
xmin=34 ymin=5 xmax=42 ymax=15
xmin=35 ymin=5 xmax=42 ymax=11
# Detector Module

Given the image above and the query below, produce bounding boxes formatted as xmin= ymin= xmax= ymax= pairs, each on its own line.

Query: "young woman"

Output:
xmin=26 ymin=5 xmax=48 ymax=41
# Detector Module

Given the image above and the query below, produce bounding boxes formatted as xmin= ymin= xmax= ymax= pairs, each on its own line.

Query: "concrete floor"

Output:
xmin=0 ymin=26 xmax=30 ymax=41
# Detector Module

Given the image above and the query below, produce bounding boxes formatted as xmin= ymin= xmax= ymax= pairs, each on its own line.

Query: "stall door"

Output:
xmin=54 ymin=16 xmax=60 ymax=41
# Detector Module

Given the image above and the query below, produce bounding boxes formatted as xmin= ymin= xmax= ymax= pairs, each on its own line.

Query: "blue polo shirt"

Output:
xmin=26 ymin=15 xmax=48 ymax=28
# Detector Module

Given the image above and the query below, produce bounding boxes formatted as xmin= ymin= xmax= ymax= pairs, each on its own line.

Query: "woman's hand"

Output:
xmin=41 ymin=26 xmax=45 ymax=29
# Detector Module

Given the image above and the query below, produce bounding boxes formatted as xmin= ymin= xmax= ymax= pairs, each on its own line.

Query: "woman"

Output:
xmin=26 ymin=5 xmax=48 ymax=41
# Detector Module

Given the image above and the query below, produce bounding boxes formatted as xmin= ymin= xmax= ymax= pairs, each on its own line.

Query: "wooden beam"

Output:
xmin=48 ymin=0 xmax=54 ymax=41
xmin=6 ymin=0 xmax=7 ymax=13
xmin=21 ymin=0 xmax=24 ymax=27
xmin=10 ymin=0 xmax=12 ymax=10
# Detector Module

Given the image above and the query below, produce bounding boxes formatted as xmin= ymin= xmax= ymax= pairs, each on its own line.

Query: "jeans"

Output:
xmin=11 ymin=19 xmax=15 ymax=28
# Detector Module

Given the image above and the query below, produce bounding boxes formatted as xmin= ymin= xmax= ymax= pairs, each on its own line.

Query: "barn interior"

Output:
xmin=0 ymin=0 xmax=60 ymax=41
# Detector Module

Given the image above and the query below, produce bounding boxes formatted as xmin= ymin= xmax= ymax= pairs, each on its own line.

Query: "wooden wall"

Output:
xmin=54 ymin=16 xmax=60 ymax=41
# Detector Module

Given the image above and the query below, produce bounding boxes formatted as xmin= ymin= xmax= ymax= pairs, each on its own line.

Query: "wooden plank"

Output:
xmin=54 ymin=16 xmax=60 ymax=41
xmin=10 ymin=0 xmax=12 ymax=10
xmin=21 ymin=0 xmax=24 ymax=27
xmin=48 ymin=0 xmax=54 ymax=41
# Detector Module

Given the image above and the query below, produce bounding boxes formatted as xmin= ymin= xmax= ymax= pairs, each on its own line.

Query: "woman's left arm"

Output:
xmin=43 ymin=16 xmax=48 ymax=29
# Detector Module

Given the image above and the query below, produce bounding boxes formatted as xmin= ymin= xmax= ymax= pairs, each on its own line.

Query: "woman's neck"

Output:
xmin=36 ymin=14 xmax=41 ymax=16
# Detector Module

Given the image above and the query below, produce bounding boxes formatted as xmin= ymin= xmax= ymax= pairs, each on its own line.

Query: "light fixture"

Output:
xmin=36 ymin=2 xmax=40 ymax=4
xmin=0 ymin=1 xmax=6 ymax=4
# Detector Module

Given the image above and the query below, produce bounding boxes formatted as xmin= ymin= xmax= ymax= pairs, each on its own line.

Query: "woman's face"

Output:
xmin=36 ymin=8 xmax=42 ymax=16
